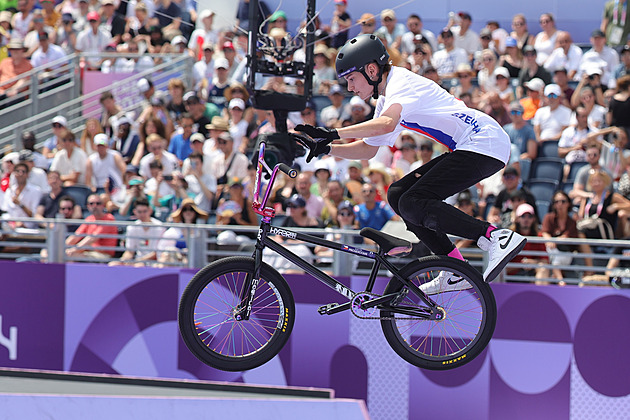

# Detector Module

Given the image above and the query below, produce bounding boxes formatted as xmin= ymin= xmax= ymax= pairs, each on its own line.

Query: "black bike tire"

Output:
xmin=380 ymin=255 xmax=496 ymax=370
xmin=178 ymin=256 xmax=295 ymax=372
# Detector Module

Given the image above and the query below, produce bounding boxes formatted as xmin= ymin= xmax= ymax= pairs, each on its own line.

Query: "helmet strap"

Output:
xmin=360 ymin=65 xmax=384 ymax=100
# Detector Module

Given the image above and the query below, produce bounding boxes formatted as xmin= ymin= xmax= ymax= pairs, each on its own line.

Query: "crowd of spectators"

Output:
xmin=1 ymin=1 xmax=630 ymax=280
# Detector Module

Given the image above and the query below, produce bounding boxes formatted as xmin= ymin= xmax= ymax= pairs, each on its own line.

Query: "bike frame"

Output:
xmin=234 ymin=140 xmax=438 ymax=321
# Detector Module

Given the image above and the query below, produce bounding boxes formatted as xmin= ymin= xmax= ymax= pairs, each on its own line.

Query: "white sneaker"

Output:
xmin=420 ymin=271 xmax=471 ymax=295
xmin=478 ymin=228 xmax=527 ymax=282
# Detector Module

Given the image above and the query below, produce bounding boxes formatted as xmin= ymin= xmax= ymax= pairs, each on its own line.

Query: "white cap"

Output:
xmin=524 ymin=78 xmax=545 ymax=92
xmin=94 ymin=133 xmax=109 ymax=146
xmin=214 ymin=57 xmax=229 ymax=70
xmin=585 ymin=65 xmax=603 ymax=76
xmin=117 ymin=116 xmax=133 ymax=126
xmin=228 ymin=98 xmax=245 ymax=110
xmin=493 ymin=66 xmax=510 ymax=79
xmin=543 ymin=83 xmax=562 ymax=97
xmin=137 ymin=78 xmax=151 ymax=93
xmin=1 ymin=152 xmax=19 ymax=164
xmin=171 ymin=35 xmax=187 ymax=46
xmin=52 ymin=115 xmax=67 ymax=127
xmin=198 ymin=9 xmax=215 ymax=20
xmin=349 ymin=96 xmax=370 ymax=115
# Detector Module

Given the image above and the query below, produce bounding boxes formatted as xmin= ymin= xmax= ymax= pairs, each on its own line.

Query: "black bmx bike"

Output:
xmin=178 ymin=139 xmax=497 ymax=371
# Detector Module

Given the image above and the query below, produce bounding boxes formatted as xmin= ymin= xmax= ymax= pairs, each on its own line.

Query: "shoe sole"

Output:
xmin=484 ymin=237 xmax=528 ymax=282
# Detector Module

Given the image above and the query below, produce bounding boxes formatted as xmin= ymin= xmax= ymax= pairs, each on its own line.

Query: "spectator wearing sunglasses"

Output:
xmin=504 ymin=102 xmax=538 ymax=161
xmin=507 ymin=203 xmax=549 ymax=280
xmin=532 ymin=84 xmax=572 ymax=144
xmin=65 ymin=193 xmax=118 ymax=260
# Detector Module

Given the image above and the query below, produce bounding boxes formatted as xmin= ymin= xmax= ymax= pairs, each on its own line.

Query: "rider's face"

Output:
xmin=344 ymin=70 xmax=374 ymax=101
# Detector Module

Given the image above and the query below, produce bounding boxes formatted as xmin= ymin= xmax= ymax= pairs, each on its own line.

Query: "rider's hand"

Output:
xmin=294 ymin=124 xmax=339 ymax=163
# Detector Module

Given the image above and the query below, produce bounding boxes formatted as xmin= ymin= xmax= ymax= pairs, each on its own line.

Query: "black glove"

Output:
xmin=294 ymin=124 xmax=339 ymax=163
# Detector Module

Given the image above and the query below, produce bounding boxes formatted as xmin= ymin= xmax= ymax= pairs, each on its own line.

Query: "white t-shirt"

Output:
xmin=50 ymin=148 xmax=88 ymax=185
xmin=89 ymin=150 xmax=123 ymax=189
xmin=558 ymin=125 xmax=593 ymax=163
xmin=432 ymin=47 xmax=468 ymax=76
xmin=568 ymin=105 xmax=607 ymax=128
xmin=365 ymin=66 xmax=511 ymax=164
xmin=450 ymin=26 xmax=481 ymax=56
xmin=125 ymin=218 xmax=166 ymax=259
xmin=543 ymin=45 xmax=583 ymax=74
xmin=139 ymin=151 xmax=180 ymax=179
xmin=532 ymin=105 xmax=572 ymax=140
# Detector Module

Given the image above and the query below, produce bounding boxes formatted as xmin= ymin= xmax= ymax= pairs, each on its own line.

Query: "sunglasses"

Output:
xmin=458 ymin=73 xmax=470 ymax=78
xmin=553 ymin=199 xmax=568 ymax=204
xmin=52 ymin=123 xmax=63 ymax=128
xmin=510 ymin=110 xmax=524 ymax=116
xmin=87 ymin=201 xmax=102 ymax=206
xmin=540 ymin=19 xmax=551 ymax=24
xmin=339 ymin=211 xmax=354 ymax=217
xmin=361 ymin=22 xmax=375 ymax=27
xmin=182 ymin=207 xmax=195 ymax=212
xmin=503 ymin=174 xmax=517 ymax=179
xmin=362 ymin=189 xmax=375 ymax=194
xmin=420 ymin=145 xmax=432 ymax=151
xmin=546 ymin=93 xmax=559 ymax=99
xmin=217 ymin=140 xmax=227 ymax=145
xmin=59 ymin=206 xmax=74 ymax=211
xmin=519 ymin=213 xmax=534 ymax=218
xmin=301 ymin=110 xmax=314 ymax=116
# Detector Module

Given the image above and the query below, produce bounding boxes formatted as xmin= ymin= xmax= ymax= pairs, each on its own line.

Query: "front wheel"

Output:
xmin=381 ymin=256 xmax=496 ymax=370
xmin=178 ymin=256 xmax=295 ymax=371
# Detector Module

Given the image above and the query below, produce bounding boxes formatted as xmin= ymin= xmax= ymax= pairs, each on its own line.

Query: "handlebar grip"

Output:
xmin=278 ymin=163 xmax=298 ymax=178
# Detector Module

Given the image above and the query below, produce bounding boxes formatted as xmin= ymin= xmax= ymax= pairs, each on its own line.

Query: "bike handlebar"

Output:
xmin=278 ymin=163 xmax=298 ymax=178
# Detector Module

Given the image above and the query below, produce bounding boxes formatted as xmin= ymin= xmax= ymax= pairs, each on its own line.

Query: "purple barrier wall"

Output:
xmin=1 ymin=261 xmax=629 ymax=420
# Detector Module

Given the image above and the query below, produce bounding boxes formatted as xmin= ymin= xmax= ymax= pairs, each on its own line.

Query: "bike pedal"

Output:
xmin=317 ymin=303 xmax=339 ymax=315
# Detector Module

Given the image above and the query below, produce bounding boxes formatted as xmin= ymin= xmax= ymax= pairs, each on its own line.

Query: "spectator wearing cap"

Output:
xmin=498 ymin=36 xmax=524 ymax=78
xmin=508 ymin=203 xmax=549 ymax=280
xmin=613 ymin=45 xmax=630 ymax=82
xmin=56 ymin=13 xmax=78 ymax=54
xmin=31 ymin=30 xmax=67 ymax=72
xmin=476 ymin=28 xmax=494 ymax=60
xmin=100 ymin=0 xmax=125 ymax=43
xmin=111 ymin=116 xmax=140 ymax=163
xmin=75 ymin=11 xmax=112 ymax=69
xmin=0 ymin=40 xmax=32 ymax=102
xmin=268 ymin=10 xmax=288 ymax=32
xmin=299 ymin=101 xmax=320 ymax=128
xmin=542 ymin=31 xmax=583 ymax=80
xmin=504 ymin=102 xmax=538 ymax=161
xmin=533 ymin=84 xmax=572 ymax=145
xmin=11 ymin=150 xmax=50 ymax=193
xmin=204 ymin=116 xmax=230 ymax=157
xmin=519 ymin=77 xmax=545 ymax=120
xmin=192 ymin=42 xmax=215 ymax=90
xmin=206 ymin=57 xmax=231 ymax=110
xmin=21 ymin=131 xmax=48 ymax=170
xmin=552 ymin=68 xmax=576 ymax=108
xmin=450 ymin=63 xmax=480 ymax=106
xmin=533 ymin=13 xmax=559 ymax=66
xmin=517 ymin=45 xmax=552 ymax=96
xmin=577 ymin=29 xmax=619 ymax=87
xmin=487 ymin=165 xmax=537 ymax=227
xmin=342 ymin=95 xmax=371 ymax=126
xmin=188 ymin=9 xmax=218 ymax=59
xmin=1 ymin=162 xmax=42 ymax=228
xmin=281 ymin=194 xmax=324 ymax=229
xmin=431 ymin=28 xmax=467 ymax=78
xmin=313 ymin=44 xmax=337 ymax=94
xmin=168 ymin=112 xmax=195 ymax=162
xmin=50 ymin=129 xmax=89 ymax=186
xmin=570 ymin=85 xmax=607 ymax=128
xmin=212 ymin=132 xmax=249 ymax=199
xmin=447 ymin=11 xmax=481 ymax=60
xmin=401 ymin=14 xmax=437 ymax=55
xmin=558 ymin=105 xmax=600 ymax=171
xmin=320 ymin=84 xmax=345 ymax=128
xmin=227 ymin=98 xmax=249 ymax=153
xmin=357 ymin=13 xmax=376 ymax=35
xmin=85 ymin=133 xmax=126 ymax=191
xmin=42 ymin=115 xmax=69 ymax=160
xmin=494 ymin=67 xmax=515 ymax=104
xmin=221 ymin=41 xmax=241 ymax=79
xmin=329 ymin=0 xmax=351 ymax=48
xmin=374 ymin=9 xmax=405 ymax=52
xmin=39 ymin=0 xmax=60 ymax=30
xmin=35 ymin=171 xmax=82 ymax=220
xmin=184 ymin=91 xmax=213 ymax=138
xmin=601 ymin=0 xmax=630 ymax=48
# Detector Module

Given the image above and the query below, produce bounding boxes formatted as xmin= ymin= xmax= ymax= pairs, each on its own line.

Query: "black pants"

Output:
xmin=387 ymin=150 xmax=505 ymax=255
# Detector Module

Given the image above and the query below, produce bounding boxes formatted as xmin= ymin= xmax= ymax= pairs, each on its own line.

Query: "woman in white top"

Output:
xmin=533 ymin=13 xmax=558 ymax=65
xmin=295 ymin=34 xmax=526 ymax=291
xmin=477 ymin=49 xmax=499 ymax=93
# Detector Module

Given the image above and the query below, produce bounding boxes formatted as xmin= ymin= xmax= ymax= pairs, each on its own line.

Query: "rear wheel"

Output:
xmin=381 ymin=256 xmax=496 ymax=370
xmin=178 ymin=256 xmax=295 ymax=371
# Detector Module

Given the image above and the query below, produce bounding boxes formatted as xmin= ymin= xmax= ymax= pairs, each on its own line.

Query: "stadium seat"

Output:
xmin=62 ymin=185 xmax=92 ymax=210
xmin=566 ymin=161 xmax=589 ymax=183
xmin=528 ymin=179 xmax=560 ymax=203
xmin=529 ymin=157 xmax=564 ymax=183
xmin=535 ymin=200 xmax=551 ymax=221
xmin=538 ymin=140 xmax=559 ymax=158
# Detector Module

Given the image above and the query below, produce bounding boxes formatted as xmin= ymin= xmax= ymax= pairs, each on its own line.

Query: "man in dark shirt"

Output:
xmin=183 ymin=92 xmax=211 ymax=138
xmin=35 ymin=171 xmax=83 ymax=222
xmin=518 ymin=45 xmax=552 ymax=91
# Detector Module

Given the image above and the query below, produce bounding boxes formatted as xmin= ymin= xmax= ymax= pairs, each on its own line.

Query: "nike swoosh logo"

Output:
xmin=499 ymin=232 xmax=515 ymax=250
xmin=447 ymin=276 xmax=465 ymax=285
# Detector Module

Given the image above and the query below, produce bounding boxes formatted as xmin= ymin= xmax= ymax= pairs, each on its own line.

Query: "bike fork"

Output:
xmin=235 ymin=232 xmax=266 ymax=321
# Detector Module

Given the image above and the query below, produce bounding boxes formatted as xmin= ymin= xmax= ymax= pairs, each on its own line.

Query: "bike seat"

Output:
xmin=360 ymin=227 xmax=412 ymax=256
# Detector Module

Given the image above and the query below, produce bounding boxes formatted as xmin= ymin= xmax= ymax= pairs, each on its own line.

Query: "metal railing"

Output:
xmin=0 ymin=52 xmax=193 ymax=155
xmin=0 ymin=217 xmax=626 ymax=287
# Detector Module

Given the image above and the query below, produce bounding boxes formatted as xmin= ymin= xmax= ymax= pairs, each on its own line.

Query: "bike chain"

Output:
xmin=349 ymin=292 xmax=425 ymax=321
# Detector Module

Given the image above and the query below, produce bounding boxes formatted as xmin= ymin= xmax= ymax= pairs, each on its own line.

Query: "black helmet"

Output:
xmin=335 ymin=34 xmax=390 ymax=99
